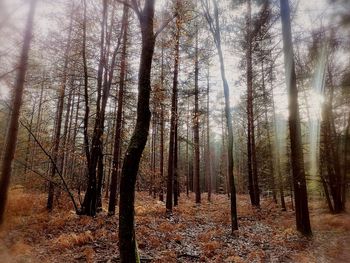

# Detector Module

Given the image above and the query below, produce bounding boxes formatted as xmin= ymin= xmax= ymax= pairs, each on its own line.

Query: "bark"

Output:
xmin=159 ymin=42 xmax=165 ymax=202
xmin=261 ymin=61 xmax=277 ymax=204
xmin=159 ymin=104 xmax=165 ymax=201
xmin=61 ymin=83 xmax=74 ymax=178
xmin=270 ymin=61 xmax=286 ymax=210
xmin=82 ymin=0 xmax=108 ymax=216
xmin=30 ymin=75 xmax=45 ymax=169
xmin=70 ymin=85 xmax=81 ymax=186
xmin=83 ymin=0 xmax=124 ymax=215
xmin=174 ymin=115 xmax=179 ymax=206
xmin=108 ymin=5 xmax=129 ymax=216
xmin=118 ymin=0 xmax=156 ymax=261
xmin=0 ymin=0 xmax=36 ymax=225
xmin=321 ymin=81 xmax=344 ymax=213
xmin=202 ymin=0 xmax=238 ymax=231
xmin=206 ymin=67 xmax=212 ymax=202
xmin=24 ymin=103 xmax=35 ymax=176
xmin=246 ymin=0 xmax=260 ymax=207
xmin=47 ymin=3 xmax=74 ymax=211
xmin=166 ymin=10 xmax=180 ymax=212
xmin=193 ymin=26 xmax=201 ymax=204
xmin=280 ymin=0 xmax=312 ymax=236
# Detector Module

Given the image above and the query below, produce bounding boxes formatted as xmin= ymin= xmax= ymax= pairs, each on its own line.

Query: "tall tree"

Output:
xmin=0 ymin=0 xmax=37 ymax=225
xmin=280 ymin=0 xmax=312 ymax=236
xmin=206 ymin=66 xmax=212 ymax=202
xmin=118 ymin=0 xmax=168 ymax=261
xmin=108 ymin=4 xmax=129 ymax=216
xmin=166 ymin=1 xmax=181 ymax=212
xmin=193 ymin=23 xmax=201 ymax=204
xmin=47 ymin=3 xmax=74 ymax=211
xmin=202 ymin=0 xmax=238 ymax=232
xmin=246 ymin=0 xmax=260 ymax=207
xmin=82 ymin=0 xmax=124 ymax=215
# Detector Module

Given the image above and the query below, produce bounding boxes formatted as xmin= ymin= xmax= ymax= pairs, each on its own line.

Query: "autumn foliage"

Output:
xmin=0 ymin=188 xmax=349 ymax=262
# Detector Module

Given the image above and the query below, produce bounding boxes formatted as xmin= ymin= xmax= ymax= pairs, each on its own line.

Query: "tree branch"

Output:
xmin=20 ymin=120 xmax=80 ymax=213
xmin=117 ymin=0 xmax=141 ymax=19
xmin=155 ymin=14 xmax=177 ymax=39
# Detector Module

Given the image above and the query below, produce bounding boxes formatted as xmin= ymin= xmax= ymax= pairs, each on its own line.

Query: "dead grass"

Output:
xmin=311 ymin=212 xmax=350 ymax=231
xmin=202 ymin=240 xmax=221 ymax=258
xmin=1 ymin=189 xmax=350 ymax=262
xmin=53 ymin=231 xmax=94 ymax=250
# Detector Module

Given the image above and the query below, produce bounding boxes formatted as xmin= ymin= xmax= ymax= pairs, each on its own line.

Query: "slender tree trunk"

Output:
xmin=62 ymin=83 xmax=74 ymax=178
xmin=159 ymin=104 xmax=165 ymax=201
xmin=186 ymin=96 xmax=190 ymax=197
xmin=70 ymin=85 xmax=81 ymax=187
xmin=261 ymin=61 xmax=277 ymax=203
xmin=82 ymin=0 xmax=108 ymax=216
xmin=343 ymin=111 xmax=349 ymax=209
xmin=24 ymin=103 xmax=35 ymax=176
xmin=47 ymin=4 xmax=73 ymax=210
xmin=207 ymin=0 xmax=238 ymax=231
xmin=118 ymin=1 xmax=156 ymax=261
xmin=193 ymin=26 xmax=201 ymax=204
xmin=246 ymin=0 xmax=260 ymax=207
xmin=280 ymin=0 xmax=312 ymax=236
xmin=321 ymin=83 xmax=344 ymax=213
xmin=206 ymin=67 xmax=212 ymax=202
xmin=270 ymin=62 xmax=286 ymax=210
xmin=108 ymin=5 xmax=128 ymax=215
xmin=0 ymin=0 xmax=37 ymax=225
xmin=174 ymin=115 xmax=179 ymax=206
xmin=166 ymin=10 xmax=181 ymax=212
xmin=30 ymin=75 xmax=45 ymax=170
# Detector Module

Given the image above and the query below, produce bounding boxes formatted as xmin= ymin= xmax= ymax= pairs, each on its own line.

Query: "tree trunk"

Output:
xmin=280 ymin=0 xmax=312 ymax=236
xmin=159 ymin=104 xmax=165 ymax=201
xmin=108 ymin=5 xmax=129 ymax=216
xmin=246 ymin=0 xmax=260 ymax=207
xmin=24 ymin=103 xmax=35 ymax=176
xmin=203 ymin=0 xmax=238 ymax=231
xmin=193 ymin=26 xmax=201 ymax=204
xmin=118 ymin=1 xmax=156 ymax=261
xmin=47 ymin=3 xmax=73 ymax=211
xmin=206 ymin=67 xmax=212 ymax=202
xmin=0 ymin=0 xmax=37 ymax=225
xmin=166 ymin=10 xmax=181 ymax=212
xmin=261 ymin=61 xmax=277 ymax=204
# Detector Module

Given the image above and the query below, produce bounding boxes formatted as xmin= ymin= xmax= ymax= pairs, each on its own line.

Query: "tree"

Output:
xmin=279 ymin=0 xmax=312 ymax=236
xmin=118 ymin=0 xmax=167 ymax=261
xmin=47 ymin=2 xmax=74 ymax=211
xmin=245 ymin=0 xmax=260 ymax=207
xmin=166 ymin=1 xmax=181 ymax=212
xmin=81 ymin=0 xmax=124 ymax=216
xmin=0 ymin=0 xmax=37 ymax=225
xmin=193 ymin=22 xmax=201 ymax=204
xmin=108 ymin=4 xmax=129 ymax=216
xmin=202 ymin=0 xmax=238 ymax=232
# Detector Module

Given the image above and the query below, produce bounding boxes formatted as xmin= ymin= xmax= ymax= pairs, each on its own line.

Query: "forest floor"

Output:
xmin=0 ymin=187 xmax=350 ymax=263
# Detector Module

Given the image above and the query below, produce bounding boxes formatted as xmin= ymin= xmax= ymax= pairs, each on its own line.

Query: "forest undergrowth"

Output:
xmin=0 ymin=187 xmax=349 ymax=263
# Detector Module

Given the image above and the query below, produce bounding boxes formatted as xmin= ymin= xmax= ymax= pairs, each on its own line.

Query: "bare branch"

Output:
xmin=20 ymin=120 xmax=80 ymax=213
xmin=117 ymin=0 xmax=141 ymax=19
xmin=0 ymin=67 xmax=18 ymax=80
xmin=155 ymin=14 xmax=177 ymax=39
